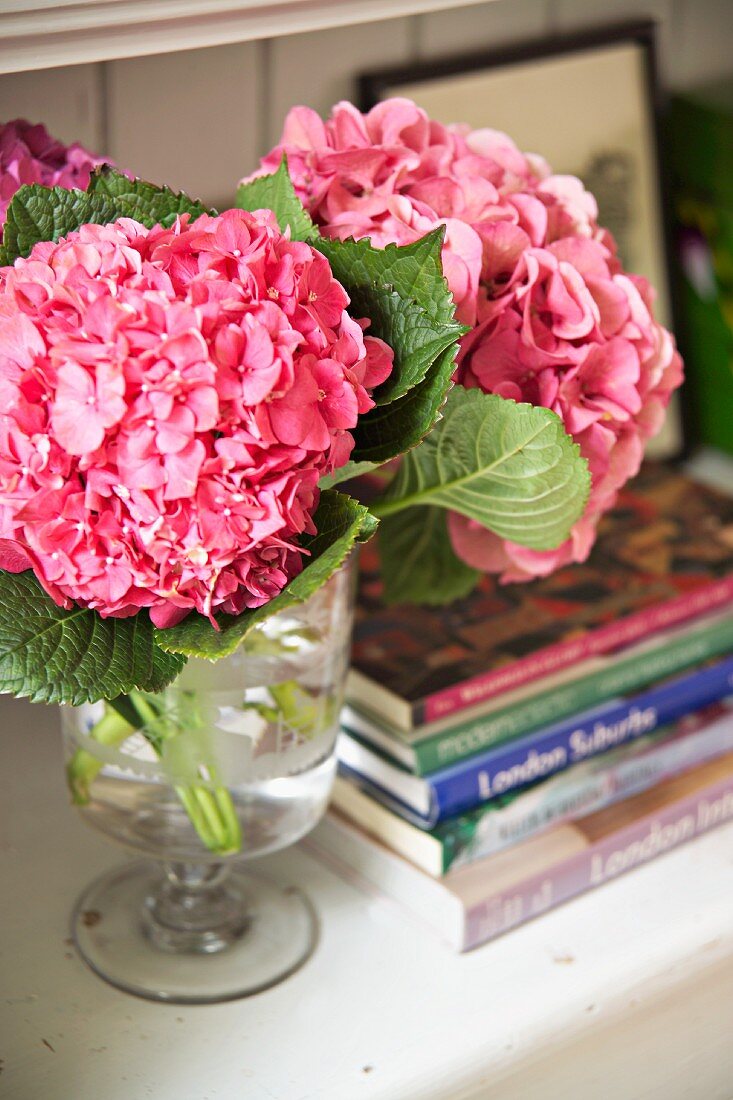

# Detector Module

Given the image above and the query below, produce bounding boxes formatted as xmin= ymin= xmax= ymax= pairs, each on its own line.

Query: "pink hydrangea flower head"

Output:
xmin=250 ymin=98 xmax=683 ymax=581
xmin=0 ymin=119 xmax=109 ymax=227
xmin=0 ymin=208 xmax=393 ymax=625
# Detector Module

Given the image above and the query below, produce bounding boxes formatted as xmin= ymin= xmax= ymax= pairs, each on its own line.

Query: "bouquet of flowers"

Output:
xmin=250 ymin=97 xmax=683 ymax=601
xmin=0 ymin=154 xmax=588 ymax=852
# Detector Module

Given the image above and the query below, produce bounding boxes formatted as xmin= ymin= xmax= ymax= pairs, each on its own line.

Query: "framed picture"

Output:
xmin=360 ymin=21 xmax=684 ymax=457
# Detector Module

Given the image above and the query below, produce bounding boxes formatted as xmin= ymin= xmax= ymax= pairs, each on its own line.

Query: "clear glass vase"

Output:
xmin=61 ymin=559 xmax=354 ymax=1003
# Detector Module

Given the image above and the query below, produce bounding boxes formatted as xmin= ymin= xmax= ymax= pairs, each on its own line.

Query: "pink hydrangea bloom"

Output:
xmin=0 ymin=119 xmax=109 ymax=227
xmin=0 ymin=208 xmax=393 ymax=626
xmin=251 ymin=98 xmax=683 ymax=581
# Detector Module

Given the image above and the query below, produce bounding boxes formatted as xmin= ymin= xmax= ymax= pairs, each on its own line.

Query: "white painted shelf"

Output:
xmin=2 ymin=693 xmax=733 ymax=1100
xmin=0 ymin=0 xmax=495 ymax=73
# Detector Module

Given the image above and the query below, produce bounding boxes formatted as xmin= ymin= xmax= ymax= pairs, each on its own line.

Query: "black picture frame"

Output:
xmin=359 ymin=21 xmax=687 ymax=458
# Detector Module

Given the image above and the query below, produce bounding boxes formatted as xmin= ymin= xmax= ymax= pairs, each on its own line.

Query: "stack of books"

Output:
xmin=307 ymin=463 xmax=733 ymax=950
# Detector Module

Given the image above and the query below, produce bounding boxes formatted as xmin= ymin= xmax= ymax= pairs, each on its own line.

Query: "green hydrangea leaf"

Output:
xmin=156 ymin=491 xmax=377 ymax=660
xmin=378 ymin=506 xmax=480 ymax=605
xmin=235 ymin=156 xmax=316 ymax=242
xmin=315 ymin=226 xmax=456 ymax=325
xmin=346 ymin=286 xmax=463 ymax=405
xmin=0 ymin=173 xmax=211 ymax=267
xmin=0 ymin=571 xmax=185 ymax=705
xmin=373 ymin=386 xmax=591 ymax=551
xmin=0 ymin=173 xmax=211 ymax=270
xmin=319 ymin=459 xmax=381 ymax=489
xmin=350 ymin=342 xmax=458 ymax=464
xmin=0 ymin=185 xmax=121 ymax=265
xmin=314 ymin=230 xmax=464 ymax=462
xmin=86 ymin=166 xmax=211 ymax=226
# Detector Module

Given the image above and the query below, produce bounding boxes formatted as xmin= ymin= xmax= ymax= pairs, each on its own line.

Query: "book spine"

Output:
xmin=414 ymin=614 xmax=733 ymax=773
xmin=462 ymin=770 xmax=733 ymax=951
xmin=429 ymin=656 xmax=733 ymax=821
xmin=419 ymin=575 xmax=733 ymax=726
xmin=441 ymin=710 xmax=733 ymax=872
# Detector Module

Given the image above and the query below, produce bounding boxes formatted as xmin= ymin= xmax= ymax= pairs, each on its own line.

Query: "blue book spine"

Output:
xmin=428 ymin=655 xmax=733 ymax=823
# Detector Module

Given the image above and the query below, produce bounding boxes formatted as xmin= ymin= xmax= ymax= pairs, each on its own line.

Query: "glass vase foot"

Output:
xmin=71 ymin=860 xmax=318 ymax=1003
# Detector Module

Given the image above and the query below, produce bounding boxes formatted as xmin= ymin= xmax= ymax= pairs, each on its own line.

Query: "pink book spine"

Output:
xmin=423 ymin=576 xmax=733 ymax=724
xmin=462 ymin=771 xmax=733 ymax=951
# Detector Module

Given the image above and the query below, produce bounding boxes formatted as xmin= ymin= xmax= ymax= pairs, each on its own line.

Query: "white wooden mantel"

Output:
xmin=0 ymin=0 xmax=497 ymax=73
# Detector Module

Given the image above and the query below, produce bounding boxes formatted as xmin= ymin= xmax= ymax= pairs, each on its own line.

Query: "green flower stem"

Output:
xmin=66 ymin=692 xmax=243 ymax=857
xmin=125 ymin=689 xmax=170 ymax=752
xmin=174 ymin=786 xmax=220 ymax=852
xmin=367 ymin=494 xmax=410 ymax=518
xmin=177 ymin=782 xmax=241 ymax=856
xmin=268 ymin=679 xmax=338 ymax=741
xmin=123 ymin=690 xmax=241 ymax=853
xmin=108 ymin=692 xmax=143 ymax=727
xmin=214 ymin=785 xmax=243 ymax=849
xmin=66 ymin=706 xmax=134 ymax=804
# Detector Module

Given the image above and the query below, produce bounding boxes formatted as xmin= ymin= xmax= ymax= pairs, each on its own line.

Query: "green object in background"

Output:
xmin=669 ymin=84 xmax=733 ymax=456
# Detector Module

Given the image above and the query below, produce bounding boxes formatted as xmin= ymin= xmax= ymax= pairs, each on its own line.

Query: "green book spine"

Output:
xmin=411 ymin=616 xmax=733 ymax=774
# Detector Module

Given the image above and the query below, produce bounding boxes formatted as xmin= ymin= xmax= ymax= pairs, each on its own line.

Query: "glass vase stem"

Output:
xmin=142 ymin=861 xmax=250 ymax=954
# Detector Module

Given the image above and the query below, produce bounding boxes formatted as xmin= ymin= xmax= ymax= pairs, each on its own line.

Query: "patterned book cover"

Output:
xmin=351 ymin=463 xmax=733 ymax=727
